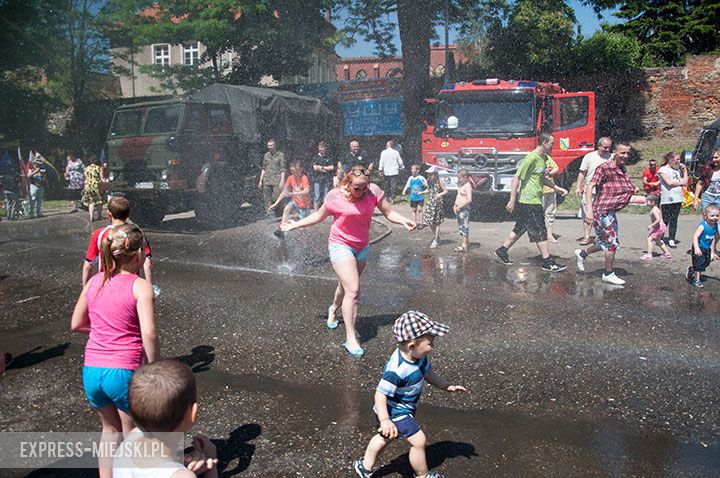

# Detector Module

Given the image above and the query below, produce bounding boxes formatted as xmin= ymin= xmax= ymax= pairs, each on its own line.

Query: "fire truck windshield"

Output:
xmin=435 ymin=90 xmax=536 ymax=137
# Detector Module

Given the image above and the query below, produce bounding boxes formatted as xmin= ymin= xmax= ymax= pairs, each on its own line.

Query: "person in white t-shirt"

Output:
xmin=575 ymin=137 xmax=612 ymax=245
xmin=378 ymin=140 xmax=404 ymax=204
xmin=658 ymin=152 xmax=688 ymax=248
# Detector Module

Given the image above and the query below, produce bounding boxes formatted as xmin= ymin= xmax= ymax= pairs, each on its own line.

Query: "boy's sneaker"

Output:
xmin=574 ymin=249 xmax=585 ymax=271
xmin=352 ymin=459 xmax=374 ymax=478
xmin=693 ymin=279 xmax=704 ymax=288
xmin=494 ymin=247 xmax=513 ymax=265
xmin=686 ymin=266 xmax=694 ymax=282
xmin=602 ymin=272 xmax=626 ymax=285
xmin=541 ymin=261 xmax=566 ymax=272
xmin=668 ymin=239 xmax=677 ymax=248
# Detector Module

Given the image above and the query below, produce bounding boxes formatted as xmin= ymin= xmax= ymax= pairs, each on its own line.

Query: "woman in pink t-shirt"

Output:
xmin=281 ymin=165 xmax=415 ymax=356
xmin=71 ymin=223 xmax=159 ymax=478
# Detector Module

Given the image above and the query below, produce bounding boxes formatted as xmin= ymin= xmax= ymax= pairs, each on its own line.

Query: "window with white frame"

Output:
xmin=184 ymin=42 xmax=199 ymax=66
xmin=153 ymin=44 xmax=170 ymax=66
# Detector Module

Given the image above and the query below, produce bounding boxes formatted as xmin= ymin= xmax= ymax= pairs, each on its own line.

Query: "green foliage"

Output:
xmin=460 ymin=0 xmax=577 ymax=80
xmin=104 ymin=0 xmax=332 ymax=89
xmin=589 ymin=0 xmax=720 ymax=66
xmin=574 ymin=31 xmax=642 ymax=73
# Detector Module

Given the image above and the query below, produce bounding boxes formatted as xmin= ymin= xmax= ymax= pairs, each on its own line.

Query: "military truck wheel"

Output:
xmin=132 ymin=203 xmax=166 ymax=226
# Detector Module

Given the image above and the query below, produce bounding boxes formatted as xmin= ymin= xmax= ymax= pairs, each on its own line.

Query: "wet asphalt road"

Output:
xmin=1 ymin=206 xmax=719 ymax=477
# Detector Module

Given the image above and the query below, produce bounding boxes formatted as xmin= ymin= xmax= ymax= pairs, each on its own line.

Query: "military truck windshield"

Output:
xmin=144 ymin=105 xmax=182 ymax=134
xmin=109 ymin=109 xmax=144 ymax=137
xmin=436 ymin=90 xmax=535 ymax=136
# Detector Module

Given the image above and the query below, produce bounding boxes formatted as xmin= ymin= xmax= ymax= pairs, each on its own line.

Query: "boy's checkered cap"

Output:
xmin=393 ymin=311 xmax=449 ymax=342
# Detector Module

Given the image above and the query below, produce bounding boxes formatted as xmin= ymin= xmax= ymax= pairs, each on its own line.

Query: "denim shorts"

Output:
xmin=82 ymin=366 xmax=134 ymax=411
xmin=328 ymin=242 xmax=370 ymax=264
xmin=374 ymin=414 xmax=421 ymax=439
xmin=287 ymin=201 xmax=311 ymax=219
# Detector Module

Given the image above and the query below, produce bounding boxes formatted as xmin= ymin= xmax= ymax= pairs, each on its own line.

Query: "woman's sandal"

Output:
xmin=454 ymin=245 xmax=468 ymax=253
xmin=343 ymin=341 xmax=364 ymax=357
xmin=326 ymin=305 xmax=339 ymax=330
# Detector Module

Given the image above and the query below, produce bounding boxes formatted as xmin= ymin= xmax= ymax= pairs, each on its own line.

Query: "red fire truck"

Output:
xmin=422 ymin=79 xmax=595 ymax=198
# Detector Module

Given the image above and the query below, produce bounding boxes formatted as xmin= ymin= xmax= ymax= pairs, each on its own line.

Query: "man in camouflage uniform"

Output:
xmin=258 ymin=138 xmax=286 ymax=209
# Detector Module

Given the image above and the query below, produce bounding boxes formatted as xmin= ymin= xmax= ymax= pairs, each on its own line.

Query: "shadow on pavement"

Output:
xmin=8 ymin=343 xmax=70 ymax=370
xmin=373 ymin=440 xmax=478 ymax=477
xmin=357 ymin=314 xmax=400 ymax=344
xmin=207 ymin=423 xmax=262 ymax=477
xmin=144 ymin=210 xmax=268 ymax=235
xmin=176 ymin=345 xmax=216 ymax=373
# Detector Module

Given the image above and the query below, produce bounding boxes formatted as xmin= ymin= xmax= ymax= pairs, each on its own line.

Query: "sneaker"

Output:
xmin=641 ymin=254 xmax=653 ymax=261
xmin=273 ymin=229 xmax=285 ymax=240
xmin=686 ymin=266 xmax=694 ymax=282
xmin=494 ymin=247 xmax=513 ymax=265
xmin=602 ymin=272 xmax=626 ymax=285
xmin=541 ymin=261 xmax=566 ymax=272
xmin=429 ymin=241 xmax=438 ymax=249
xmin=425 ymin=472 xmax=447 ymax=478
xmin=574 ymin=249 xmax=585 ymax=272
xmin=693 ymin=279 xmax=704 ymax=288
xmin=668 ymin=239 xmax=677 ymax=248
xmin=352 ymin=459 xmax=374 ymax=478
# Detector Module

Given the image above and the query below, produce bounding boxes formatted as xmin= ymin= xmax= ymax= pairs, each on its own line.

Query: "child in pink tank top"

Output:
xmin=71 ymin=223 xmax=160 ymax=478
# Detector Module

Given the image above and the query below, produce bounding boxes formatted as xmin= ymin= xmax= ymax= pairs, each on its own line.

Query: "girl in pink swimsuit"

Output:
xmin=71 ymin=223 xmax=160 ymax=478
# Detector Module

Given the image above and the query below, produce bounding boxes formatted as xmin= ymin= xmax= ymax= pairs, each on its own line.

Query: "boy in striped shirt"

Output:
xmin=353 ymin=311 xmax=466 ymax=478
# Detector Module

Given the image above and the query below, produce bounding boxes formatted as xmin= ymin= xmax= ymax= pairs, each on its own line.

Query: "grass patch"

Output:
xmin=1 ymin=199 xmax=73 ymax=217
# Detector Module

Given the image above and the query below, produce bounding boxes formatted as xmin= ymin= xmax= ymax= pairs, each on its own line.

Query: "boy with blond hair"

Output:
xmin=353 ymin=311 xmax=466 ymax=478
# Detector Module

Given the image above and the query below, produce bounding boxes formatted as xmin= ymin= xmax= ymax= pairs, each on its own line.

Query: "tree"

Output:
xmin=104 ymin=0 xmax=332 ymax=90
xmin=334 ymin=0 xmax=507 ymax=161
xmin=585 ymin=0 xmax=720 ymax=66
xmin=459 ymin=0 xmax=577 ymax=81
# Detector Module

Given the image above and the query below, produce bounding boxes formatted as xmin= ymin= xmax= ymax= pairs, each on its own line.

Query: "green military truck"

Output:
xmin=104 ymin=84 xmax=334 ymax=226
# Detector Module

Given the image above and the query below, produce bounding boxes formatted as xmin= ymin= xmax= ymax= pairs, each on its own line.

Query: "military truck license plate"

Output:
xmin=134 ymin=182 xmax=154 ymax=189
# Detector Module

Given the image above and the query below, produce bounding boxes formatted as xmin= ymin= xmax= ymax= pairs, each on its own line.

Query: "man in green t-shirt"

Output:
xmin=495 ymin=132 xmax=568 ymax=272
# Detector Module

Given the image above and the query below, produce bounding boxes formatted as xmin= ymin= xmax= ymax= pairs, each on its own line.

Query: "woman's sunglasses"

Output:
xmin=350 ymin=169 xmax=371 ymax=177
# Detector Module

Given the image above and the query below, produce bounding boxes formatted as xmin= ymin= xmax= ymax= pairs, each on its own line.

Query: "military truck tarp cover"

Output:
xmin=189 ymin=84 xmax=334 ymax=144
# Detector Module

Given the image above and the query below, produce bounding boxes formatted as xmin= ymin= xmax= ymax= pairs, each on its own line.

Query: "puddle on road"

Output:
xmin=196 ymin=365 xmax=719 ymax=476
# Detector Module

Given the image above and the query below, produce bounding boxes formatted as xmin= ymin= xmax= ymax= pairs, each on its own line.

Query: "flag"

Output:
xmin=0 ymin=150 xmax=12 ymax=175
xmin=35 ymin=152 xmax=59 ymax=181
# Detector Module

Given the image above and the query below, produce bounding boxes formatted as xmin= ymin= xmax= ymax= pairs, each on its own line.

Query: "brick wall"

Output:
xmin=642 ymin=55 xmax=720 ymax=139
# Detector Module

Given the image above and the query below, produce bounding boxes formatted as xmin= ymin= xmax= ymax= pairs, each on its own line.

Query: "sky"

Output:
xmin=335 ymin=1 xmax=619 ymax=58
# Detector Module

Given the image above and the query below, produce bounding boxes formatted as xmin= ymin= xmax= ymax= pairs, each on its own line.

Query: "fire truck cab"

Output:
xmin=422 ymin=79 xmax=595 ymax=197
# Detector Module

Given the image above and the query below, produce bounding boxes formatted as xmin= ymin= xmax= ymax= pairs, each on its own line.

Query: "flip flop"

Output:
xmin=343 ymin=341 xmax=364 ymax=357
xmin=454 ymin=246 xmax=468 ymax=252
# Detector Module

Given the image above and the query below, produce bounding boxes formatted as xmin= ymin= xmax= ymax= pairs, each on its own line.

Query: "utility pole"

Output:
xmin=444 ymin=0 xmax=450 ymax=84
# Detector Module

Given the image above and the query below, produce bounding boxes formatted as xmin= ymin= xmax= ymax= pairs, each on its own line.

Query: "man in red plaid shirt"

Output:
xmin=574 ymin=143 xmax=644 ymax=285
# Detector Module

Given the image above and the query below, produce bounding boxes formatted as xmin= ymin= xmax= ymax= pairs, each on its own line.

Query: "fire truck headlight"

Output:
xmin=160 ymin=169 xmax=168 ymax=181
